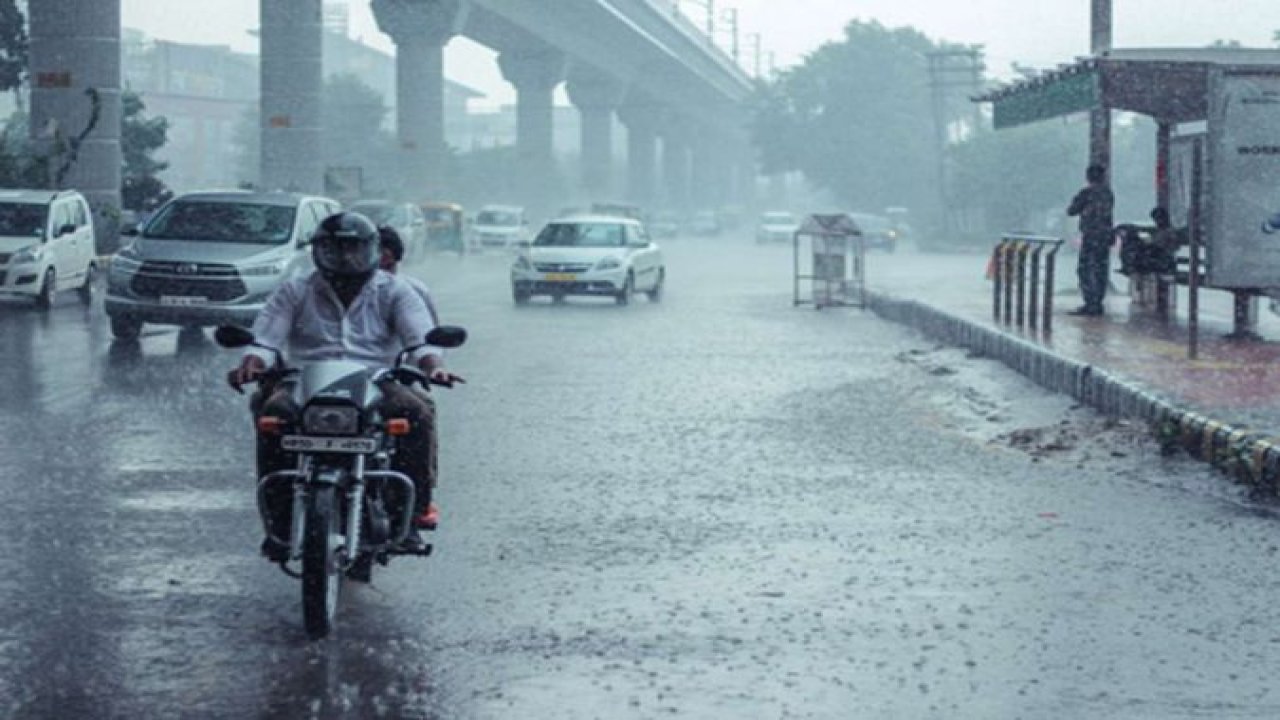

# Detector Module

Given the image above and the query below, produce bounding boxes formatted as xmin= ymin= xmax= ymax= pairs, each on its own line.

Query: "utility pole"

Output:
xmin=1089 ymin=0 xmax=1113 ymax=176
xmin=750 ymin=32 xmax=762 ymax=79
xmin=926 ymin=47 xmax=986 ymax=241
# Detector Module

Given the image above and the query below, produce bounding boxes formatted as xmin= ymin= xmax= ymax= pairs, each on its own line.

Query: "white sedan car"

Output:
xmin=511 ymin=216 xmax=665 ymax=306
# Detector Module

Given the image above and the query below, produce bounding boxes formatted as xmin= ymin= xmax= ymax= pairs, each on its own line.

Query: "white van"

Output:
xmin=0 ymin=189 xmax=97 ymax=309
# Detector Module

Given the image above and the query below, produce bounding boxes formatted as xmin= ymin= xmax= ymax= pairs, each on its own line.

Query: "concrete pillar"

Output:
xmin=372 ymin=0 xmax=467 ymax=199
xmin=29 ymin=0 xmax=122 ymax=252
xmin=566 ymin=66 xmax=625 ymax=200
xmin=659 ymin=119 xmax=692 ymax=213
xmin=260 ymin=0 xmax=324 ymax=193
xmin=498 ymin=45 xmax=566 ymax=217
xmin=618 ymin=95 xmax=661 ymax=209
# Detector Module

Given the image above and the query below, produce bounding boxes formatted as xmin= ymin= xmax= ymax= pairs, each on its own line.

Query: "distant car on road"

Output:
xmin=471 ymin=205 xmax=529 ymax=250
xmin=689 ymin=210 xmax=721 ymax=237
xmin=848 ymin=212 xmax=899 ymax=253
xmin=756 ymin=211 xmax=799 ymax=243
xmin=105 ymin=190 xmax=339 ymax=340
xmin=0 ymin=189 xmax=98 ymax=310
xmin=511 ymin=215 xmax=664 ymax=306
xmin=349 ymin=199 xmax=428 ymax=262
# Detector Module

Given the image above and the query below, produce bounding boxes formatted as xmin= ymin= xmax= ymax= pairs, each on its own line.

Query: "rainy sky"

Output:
xmin=122 ymin=0 xmax=1279 ymax=105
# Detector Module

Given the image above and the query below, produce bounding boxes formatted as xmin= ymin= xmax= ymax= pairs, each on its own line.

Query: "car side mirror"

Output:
xmin=59 ymin=223 xmax=77 ymax=237
xmin=121 ymin=225 xmax=139 ymax=237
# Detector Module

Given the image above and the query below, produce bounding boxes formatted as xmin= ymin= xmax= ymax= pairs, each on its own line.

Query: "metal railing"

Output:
xmin=991 ymin=234 xmax=1064 ymax=334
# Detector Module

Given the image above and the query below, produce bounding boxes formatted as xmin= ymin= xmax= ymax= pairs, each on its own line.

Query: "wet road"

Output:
xmin=3 ymin=236 xmax=1280 ymax=718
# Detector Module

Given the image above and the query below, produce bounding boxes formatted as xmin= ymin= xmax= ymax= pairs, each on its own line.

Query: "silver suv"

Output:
xmin=105 ymin=191 xmax=340 ymax=340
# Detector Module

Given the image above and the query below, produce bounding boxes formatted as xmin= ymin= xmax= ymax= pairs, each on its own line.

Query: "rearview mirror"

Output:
xmin=121 ymin=225 xmax=139 ymax=237
xmin=214 ymin=325 xmax=256 ymax=349
xmin=425 ymin=325 xmax=467 ymax=349
xmin=59 ymin=223 xmax=77 ymax=237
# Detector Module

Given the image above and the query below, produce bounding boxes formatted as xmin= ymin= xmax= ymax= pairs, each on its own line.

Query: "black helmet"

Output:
xmin=312 ymin=212 xmax=380 ymax=280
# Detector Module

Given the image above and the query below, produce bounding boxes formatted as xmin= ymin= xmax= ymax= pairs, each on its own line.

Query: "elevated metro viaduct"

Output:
xmin=31 ymin=0 xmax=758 ymax=248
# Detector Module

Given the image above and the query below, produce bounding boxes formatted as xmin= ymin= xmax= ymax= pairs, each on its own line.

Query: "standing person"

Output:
xmin=1067 ymin=164 xmax=1115 ymax=316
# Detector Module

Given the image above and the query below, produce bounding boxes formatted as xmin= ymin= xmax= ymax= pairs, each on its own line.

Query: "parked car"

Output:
xmin=756 ymin=211 xmax=799 ymax=243
xmin=0 ymin=189 xmax=98 ymax=310
xmin=848 ymin=211 xmax=899 ymax=252
xmin=105 ymin=190 xmax=340 ymax=340
xmin=471 ymin=205 xmax=529 ymax=250
xmin=511 ymin=215 xmax=665 ymax=306
xmin=689 ymin=210 xmax=721 ymax=236
xmin=349 ymin=199 xmax=428 ymax=262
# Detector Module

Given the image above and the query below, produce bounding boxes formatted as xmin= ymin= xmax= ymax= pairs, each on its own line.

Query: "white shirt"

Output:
xmin=246 ymin=270 xmax=439 ymax=368
xmin=398 ymin=272 xmax=440 ymax=326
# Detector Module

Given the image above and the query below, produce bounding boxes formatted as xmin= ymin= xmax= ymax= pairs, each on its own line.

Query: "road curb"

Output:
xmin=867 ymin=292 xmax=1279 ymax=492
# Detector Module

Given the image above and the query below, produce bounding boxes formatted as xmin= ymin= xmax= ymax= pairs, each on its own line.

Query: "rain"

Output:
xmin=3 ymin=1 xmax=1280 ymax=717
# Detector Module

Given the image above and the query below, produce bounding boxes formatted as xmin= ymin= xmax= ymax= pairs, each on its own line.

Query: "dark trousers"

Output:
xmin=251 ymin=381 xmax=438 ymax=535
xmin=1077 ymin=235 xmax=1112 ymax=310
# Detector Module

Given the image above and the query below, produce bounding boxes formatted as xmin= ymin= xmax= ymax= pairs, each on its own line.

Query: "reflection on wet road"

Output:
xmin=3 ymin=239 xmax=1280 ymax=718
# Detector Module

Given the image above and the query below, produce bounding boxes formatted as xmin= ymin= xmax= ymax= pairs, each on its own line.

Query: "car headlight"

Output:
xmin=12 ymin=244 xmax=44 ymax=264
xmin=242 ymin=259 xmax=288 ymax=276
xmin=595 ymin=257 xmax=623 ymax=271
xmin=513 ymin=255 xmax=532 ymax=271
xmin=302 ymin=405 xmax=361 ymax=436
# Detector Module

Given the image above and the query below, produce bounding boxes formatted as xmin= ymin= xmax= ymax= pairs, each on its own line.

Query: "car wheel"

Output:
xmin=512 ymin=286 xmax=530 ymax=306
xmin=646 ymin=269 xmax=664 ymax=302
xmin=77 ymin=263 xmax=97 ymax=306
xmin=615 ymin=273 xmax=633 ymax=306
xmin=110 ymin=314 xmax=143 ymax=340
xmin=34 ymin=268 xmax=55 ymax=311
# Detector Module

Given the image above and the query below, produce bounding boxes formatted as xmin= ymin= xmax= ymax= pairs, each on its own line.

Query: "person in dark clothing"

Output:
xmin=1067 ymin=164 xmax=1115 ymax=316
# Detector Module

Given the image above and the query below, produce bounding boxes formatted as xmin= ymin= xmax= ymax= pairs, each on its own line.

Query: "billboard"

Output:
xmin=1207 ymin=70 xmax=1280 ymax=288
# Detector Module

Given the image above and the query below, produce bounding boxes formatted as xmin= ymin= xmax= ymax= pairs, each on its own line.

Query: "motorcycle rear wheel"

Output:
xmin=301 ymin=486 xmax=342 ymax=640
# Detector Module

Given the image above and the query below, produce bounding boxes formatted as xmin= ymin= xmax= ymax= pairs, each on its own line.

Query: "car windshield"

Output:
xmin=349 ymin=204 xmax=395 ymax=225
xmin=763 ymin=213 xmax=795 ymax=225
xmin=534 ymin=222 xmax=626 ymax=248
xmin=477 ymin=210 xmax=521 ymax=226
xmin=0 ymin=202 xmax=48 ymax=237
xmin=143 ymin=201 xmax=297 ymax=244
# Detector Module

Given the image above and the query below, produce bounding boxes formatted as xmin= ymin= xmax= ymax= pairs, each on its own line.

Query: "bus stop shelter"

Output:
xmin=974 ymin=47 xmax=1280 ymax=351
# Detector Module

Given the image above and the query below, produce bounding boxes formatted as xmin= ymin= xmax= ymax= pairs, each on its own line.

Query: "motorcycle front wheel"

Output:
xmin=301 ymin=486 xmax=342 ymax=640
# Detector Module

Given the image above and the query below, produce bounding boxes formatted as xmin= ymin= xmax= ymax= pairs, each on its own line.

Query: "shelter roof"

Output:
xmin=974 ymin=47 xmax=1280 ymax=129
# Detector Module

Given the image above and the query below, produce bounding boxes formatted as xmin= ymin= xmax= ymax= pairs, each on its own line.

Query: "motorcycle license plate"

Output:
xmin=544 ymin=273 xmax=576 ymax=282
xmin=281 ymin=435 xmax=377 ymax=454
xmin=160 ymin=295 xmax=208 ymax=306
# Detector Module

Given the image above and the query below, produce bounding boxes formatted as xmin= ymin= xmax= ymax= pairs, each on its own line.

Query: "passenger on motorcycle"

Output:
xmin=226 ymin=212 xmax=463 ymax=561
xmin=378 ymin=225 xmax=440 ymax=325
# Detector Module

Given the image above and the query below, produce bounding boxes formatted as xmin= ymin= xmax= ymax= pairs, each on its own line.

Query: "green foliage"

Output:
xmin=121 ymin=91 xmax=172 ymax=211
xmin=0 ymin=0 xmax=26 ymax=94
xmin=750 ymin=20 xmax=940 ymax=218
xmin=321 ymin=73 xmax=399 ymax=197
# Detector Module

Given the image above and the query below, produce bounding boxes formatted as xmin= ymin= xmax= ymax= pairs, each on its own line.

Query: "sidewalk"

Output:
xmin=865 ymin=250 xmax=1280 ymax=488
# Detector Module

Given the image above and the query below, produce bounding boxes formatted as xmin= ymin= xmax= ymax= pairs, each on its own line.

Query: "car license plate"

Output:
xmin=545 ymin=273 xmax=576 ymax=282
xmin=160 ymin=295 xmax=208 ymax=307
xmin=281 ymin=436 xmax=378 ymax=454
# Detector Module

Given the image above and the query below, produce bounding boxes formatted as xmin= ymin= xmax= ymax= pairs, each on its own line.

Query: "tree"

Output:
xmin=120 ymin=90 xmax=172 ymax=211
xmin=321 ymin=73 xmax=399 ymax=198
xmin=0 ymin=0 xmax=26 ymax=100
xmin=750 ymin=20 xmax=941 ymax=221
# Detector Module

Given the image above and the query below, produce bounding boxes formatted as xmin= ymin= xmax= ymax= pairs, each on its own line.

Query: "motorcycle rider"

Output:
xmin=227 ymin=212 xmax=462 ymax=561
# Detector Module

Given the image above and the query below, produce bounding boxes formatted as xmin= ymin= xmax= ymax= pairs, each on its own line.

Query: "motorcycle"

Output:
xmin=215 ymin=324 xmax=467 ymax=640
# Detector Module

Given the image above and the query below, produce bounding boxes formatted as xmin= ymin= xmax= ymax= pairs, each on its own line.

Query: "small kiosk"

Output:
xmin=793 ymin=214 xmax=865 ymax=309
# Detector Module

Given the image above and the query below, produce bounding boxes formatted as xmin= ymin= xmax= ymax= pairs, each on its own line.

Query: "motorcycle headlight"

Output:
xmin=242 ymin=259 xmax=289 ymax=276
xmin=595 ymin=257 xmax=622 ymax=271
xmin=12 ymin=244 xmax=44 ymax=264
xmin=302 ymin=405 xmax=360 ymax=436
xmin=513 ymin=255 xmax=532 ymax=271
